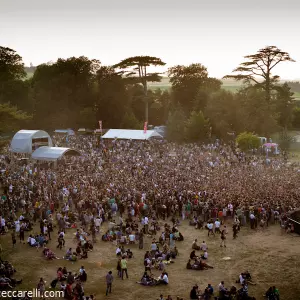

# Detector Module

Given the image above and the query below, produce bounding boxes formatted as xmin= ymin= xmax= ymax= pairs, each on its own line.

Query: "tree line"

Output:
xmin=0 ymin=45 xmax=299 ymax=143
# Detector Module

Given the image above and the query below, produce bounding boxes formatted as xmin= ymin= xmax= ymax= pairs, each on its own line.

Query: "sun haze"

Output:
xmin=0 ymin=0 xmax=299 ymax=79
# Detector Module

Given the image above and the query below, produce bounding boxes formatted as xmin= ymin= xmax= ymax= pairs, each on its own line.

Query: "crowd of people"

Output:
xmin=0 ymin=133 xmax=295 ymax=299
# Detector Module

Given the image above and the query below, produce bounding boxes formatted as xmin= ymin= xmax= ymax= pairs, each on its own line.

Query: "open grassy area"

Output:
xmin=147 ymin=79 xmax=300 ymax=99
xmin=1 ymin=220 xmax=300 ymax=300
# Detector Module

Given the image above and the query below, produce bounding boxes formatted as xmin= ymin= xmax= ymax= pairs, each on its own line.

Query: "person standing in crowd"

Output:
xmin=207 ymin=221 xmax=215 ymax=237
xmin=105 ymin=271 xmax=113 ymax=296
xmin=220 ymin=226 xmax=227 ymax=247
xmin=120 ymin=256 xmax=128 ymax=280
xmin=11 ymin=232 xmax=16 ymax=248
xmin=214 ymin=218 xmax=221 ymax=234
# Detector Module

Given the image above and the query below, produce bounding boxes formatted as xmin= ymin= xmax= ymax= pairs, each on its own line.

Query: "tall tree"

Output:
xmin=113 ymin=56 xmax=166 ymax=124
xmin=168 ymin=64 xmax=220 ymax=115
xmin=0 ymin=46 xmax=29 ymax=107
xmin=224 ymin=46 xmax=295 ymax=103
xmin=274 ymin=82 xmax=295 ymax=129
xmin=292 ymin=107 xmax=300 ymax=129
xmin=236 ymin=86 xmax=279 ymax=135
xmin=185 ymin=111 xmax=209 ymax=142
xmin=31 ymin=57 xmax=100 ymax=129
xmin=120 ymin=111 xmax=141 ymax=129
xmin=166 ymin=106 xmax=186 ymax=142
xmin=95 ymin=66 xmax=129 ymax=128
xmin=205 ymin=90 xmax=243 ymax=138
xmin=0 ymin=103 xmax=31 ymax=134
xmin=0 ymin=46 xmax=26 ymax=82
xmin=148 ymin=89 xmax=171 ymax=125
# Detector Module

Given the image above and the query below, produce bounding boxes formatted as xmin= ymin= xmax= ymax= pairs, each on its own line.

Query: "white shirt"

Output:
xmin=162 ymin=274 xmax=169 ymax=284
xmin=207 ymin=223 xmax=213 ymax=230
xmin=30 ymin=238 xmax=36 ymax=246
xmin=239 ymin=274 xmax=245 ymax=284
xmin=250 ymin=214 xmax=255 ymax=220
xmin=200 ymin=242 xmax=207 ymax=251
xmin=203 ymin=251 xmax=208 ymax=259
xmin=95 ymin=218 xmax=101 ymax=227
xmin=129 ymin=234 xmax=135 ymax=242
xmin=116 ymin=248 xmax=121 ymax=255
xmin=151 ymin=243 xmax=157 ymax=251
xmin=215 ymin=221 xmax=221 ymax=228
xmin=144 ymin=217 xmax=149 ymax=225
xmin=15 ymin=221 xmax=20 ymax=232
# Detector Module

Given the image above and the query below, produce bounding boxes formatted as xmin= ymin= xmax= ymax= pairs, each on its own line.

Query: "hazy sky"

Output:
xmin=1 ymin=0 xmax=299 ymax=79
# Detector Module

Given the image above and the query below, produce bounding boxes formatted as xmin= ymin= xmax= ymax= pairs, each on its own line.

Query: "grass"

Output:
xmin=1 ymin=220 xmax=300 ymax=300
xmin=147 ymin=79 xmax=300 ymax=98
xmin=293 ymin=92 xmax=300 ymax=101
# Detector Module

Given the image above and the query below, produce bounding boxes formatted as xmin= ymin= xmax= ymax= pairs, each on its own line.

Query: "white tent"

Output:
xmin=31 ymin=146 xmax=81 ymax=161
xmin=102 ymin=129 xmax=163 ymax=140
xmin=10 ymin=130 xmax=53 ymax=154
xmin=54 ymin=129 xmax=75 ymax=135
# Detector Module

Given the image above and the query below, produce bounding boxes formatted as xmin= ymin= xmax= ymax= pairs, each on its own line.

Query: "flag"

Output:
xmin=99 ymin=120 xmax=102 ymax=133
xmin=144 ymin=122 xmax=148 ymax=134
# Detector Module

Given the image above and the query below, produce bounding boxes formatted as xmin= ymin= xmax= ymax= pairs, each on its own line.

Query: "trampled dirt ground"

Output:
xmin=1 ymin=220 xmax=300 ymax=300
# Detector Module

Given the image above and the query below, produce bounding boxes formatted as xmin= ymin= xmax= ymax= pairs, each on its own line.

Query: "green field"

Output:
xmin=148 ymin=78 xmax=300 ymax=100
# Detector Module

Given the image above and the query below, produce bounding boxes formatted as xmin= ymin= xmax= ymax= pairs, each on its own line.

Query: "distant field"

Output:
xmin=23 ymin=71 xmax=300 ymax=100
xmin=293 ymin=92 xmax=300 ymax=101
xmin=148 ymin=78 xmax=300 ymax=100
xmin=26 ymin=72 xmax=34 ymax=79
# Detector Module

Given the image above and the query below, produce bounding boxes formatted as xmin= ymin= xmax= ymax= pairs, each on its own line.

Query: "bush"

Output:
xmin=236 ymin=132 xmax=260 ymax=151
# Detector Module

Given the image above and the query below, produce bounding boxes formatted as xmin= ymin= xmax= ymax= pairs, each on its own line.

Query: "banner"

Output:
xmin=144 ymin=122 xmax=148 ymax=134
xmin=99 ymin=120 xmax=102 ymax=133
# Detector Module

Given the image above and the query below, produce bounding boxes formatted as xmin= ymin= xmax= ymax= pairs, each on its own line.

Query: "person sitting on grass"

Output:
xmin=190 ymin=284 xmax=201 ymax=299
xmin=192 ymin=239 xmax=200 ymax=250
xmin=199 ymin=259 xmax=214 ymax=270
xmin=80 ymin=249 xmax=88 ymax=259
xmin=236 ymin=271 xmax=256 ymax=286
xmin=186 ymin=259 xmax=193 ymax=269
xmin=201 ymin=250 xmax=208 ymax=260
xmin=187 ymin=259 xmax=213 ymax=270
xmin=46 ymin=249 xmax=58 ymax=260
xmin=265 ymin=286 xmax=280 ymax=300
xmin=0 ymin=275 xmax=14 ymax=289
xmin=157 ymin=272 xmax=169 ymax=285
xmin=136 ymin=271 xmax=156 ymax=286
xmin=200 ymin=241 xmax=208 ymax=251
xmin=65 ymin=248 xmax=72 ymax=260
xmin=190 ymin=250 xmax=198 ymax=260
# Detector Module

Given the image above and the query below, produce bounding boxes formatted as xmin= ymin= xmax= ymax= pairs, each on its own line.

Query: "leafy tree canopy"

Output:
xmin=0 ymin=46 xmax=26 ymax=81
xmin=0 ymin=103 xmax=31 ymax=134
xmin=185 ymin=111 xmax=209 ymax=143
xmin=236 ymin=132 xmax=260 ymax=151
xmin=224 ymin=46 xmax=295 ymax=103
